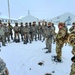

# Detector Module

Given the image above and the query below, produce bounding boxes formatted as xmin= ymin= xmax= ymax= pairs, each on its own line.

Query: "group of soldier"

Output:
xmin=13 ymin=21 xmax=55 ymax=45
xmin=0 ymin=20 xmax=55 ymax=45
xmin=0 ymin=20 xmax=55 ymax=75
xmin=1 ymin=19 xmax=75 ymax=74
xmin=0 ymin=20 xmax=13 ymax=46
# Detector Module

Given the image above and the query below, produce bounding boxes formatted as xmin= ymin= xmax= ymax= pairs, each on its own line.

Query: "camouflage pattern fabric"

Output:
xmin=13 ymin=26 xmax=20 ymax=41
xmin=55 ymin=27 xmax=66 ymax=60
xmin=69 ymin=25 xmax=75 ymax=55
xmin=70 ymin=63 xmax=75 ymax=75
xmin=0 ymin=58 xmax=6 ymax=74
xmin=45 ymin=26 xmax=54 ymax=52
xmin=72 ymin=46 xmax=75 ymax=56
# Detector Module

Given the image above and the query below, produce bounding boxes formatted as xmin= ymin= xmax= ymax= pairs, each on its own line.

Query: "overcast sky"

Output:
xmin=0 ymin=0 xmax=75 ymax=19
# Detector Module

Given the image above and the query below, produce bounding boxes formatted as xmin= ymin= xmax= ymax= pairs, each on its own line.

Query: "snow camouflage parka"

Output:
xmin=70 ymin=62 xmax=75 ymax=75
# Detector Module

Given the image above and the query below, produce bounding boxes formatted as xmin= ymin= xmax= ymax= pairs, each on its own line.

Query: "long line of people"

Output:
xmin=0 ymin=20 xmax=55 ymax=45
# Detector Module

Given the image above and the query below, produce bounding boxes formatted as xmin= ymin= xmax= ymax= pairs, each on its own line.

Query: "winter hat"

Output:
xmin=71 ymin=56 xmax=75 ymax=62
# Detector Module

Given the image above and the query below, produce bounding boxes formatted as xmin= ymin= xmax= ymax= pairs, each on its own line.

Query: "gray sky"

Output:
xmin=0 ymin=0 xmax=75 ymax=19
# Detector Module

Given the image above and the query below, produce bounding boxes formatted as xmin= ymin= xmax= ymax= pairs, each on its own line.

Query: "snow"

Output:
xmin=0 ymin=25 xmax=73 ymax=75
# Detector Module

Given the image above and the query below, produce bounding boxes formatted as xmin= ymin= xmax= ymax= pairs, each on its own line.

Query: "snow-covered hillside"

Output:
xmin=0 ymin=25 xmax=73 ymax=75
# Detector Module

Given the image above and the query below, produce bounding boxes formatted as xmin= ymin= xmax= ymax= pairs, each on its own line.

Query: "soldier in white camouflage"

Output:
xmin=0 ymin=57 xmax=9 ymax=75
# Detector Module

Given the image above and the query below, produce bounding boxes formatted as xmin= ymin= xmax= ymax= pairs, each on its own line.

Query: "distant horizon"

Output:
xmin=0 ymin=0 xmax=75 ymax=20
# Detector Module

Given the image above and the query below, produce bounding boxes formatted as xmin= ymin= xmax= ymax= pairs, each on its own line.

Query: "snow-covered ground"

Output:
xmin=0 ymin=25 xmax=73 ymax=75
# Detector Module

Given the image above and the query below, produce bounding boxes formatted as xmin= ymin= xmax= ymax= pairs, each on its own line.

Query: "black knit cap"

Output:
xmin=71 ymin=56 xmax=75 ymax=62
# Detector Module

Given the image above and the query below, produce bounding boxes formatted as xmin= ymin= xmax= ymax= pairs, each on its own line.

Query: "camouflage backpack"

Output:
xmin=71 ymin=63 xmax=75 ymax=71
